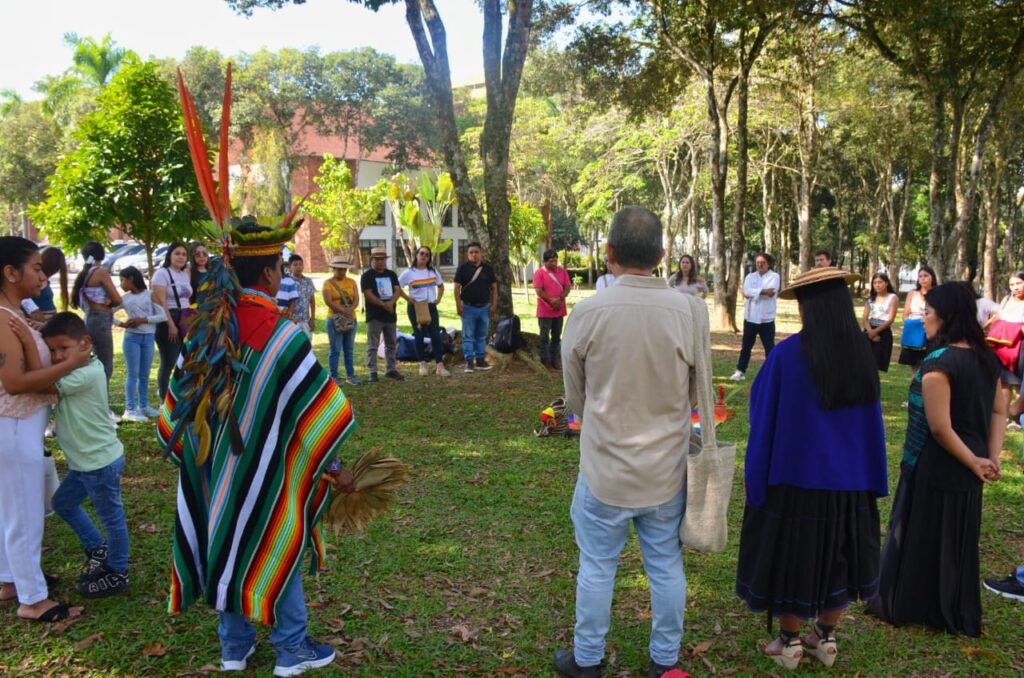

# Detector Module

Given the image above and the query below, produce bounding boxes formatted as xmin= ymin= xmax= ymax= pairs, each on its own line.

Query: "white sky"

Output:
xmin=0 ymin=0 xmax=486 ymax=99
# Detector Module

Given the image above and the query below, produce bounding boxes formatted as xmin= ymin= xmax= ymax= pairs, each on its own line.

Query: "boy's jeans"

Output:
xmin=219 ymin=573 xmax=308 ymax=659
xmin=326 ymin=319 xmax=358 ymax=379
xmin=570 ymin=474 xmax=686 ymax=668
xmin=461 ymin=304 xmax=490 ymax=361
xmin=52 ymin=455 xmax=129 ymax=574
xmin=123 ymin=332 xmax=155 ymax=410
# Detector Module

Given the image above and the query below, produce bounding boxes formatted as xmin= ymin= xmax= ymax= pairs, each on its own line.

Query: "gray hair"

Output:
xmin=608 ymin=206 xmax=662 ymax=269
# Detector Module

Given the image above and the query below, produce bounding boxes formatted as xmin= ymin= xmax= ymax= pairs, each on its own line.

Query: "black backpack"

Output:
xmin=491 ymin=315 xmax=525 ymax=353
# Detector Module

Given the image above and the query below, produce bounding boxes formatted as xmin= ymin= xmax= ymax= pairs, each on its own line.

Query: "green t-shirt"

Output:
xmin=55 ymin=357 xmax=124 ymax=472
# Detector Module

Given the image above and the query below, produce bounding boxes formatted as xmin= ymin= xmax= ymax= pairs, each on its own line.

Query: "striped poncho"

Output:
xmin=158 ymin=291 xmax=355 ymax=625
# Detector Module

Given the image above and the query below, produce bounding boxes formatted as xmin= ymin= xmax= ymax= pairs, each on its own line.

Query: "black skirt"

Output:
xmin=898 ymin=345 xmax=925 ymax=366
xmin=736 ymin=485 xmax=881 ymax=619
xmin=867 ymin=456 xmax=984 ymax=636
xmin=868 ymin=327 xmax=893 ymax=372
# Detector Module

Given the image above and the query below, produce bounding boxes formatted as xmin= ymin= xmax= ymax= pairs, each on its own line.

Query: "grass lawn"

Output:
xmin=2 ymin=286 xmax=1024 ymax=676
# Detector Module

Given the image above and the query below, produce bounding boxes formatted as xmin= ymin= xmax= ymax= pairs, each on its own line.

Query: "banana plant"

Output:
xmin=385 ymin=172 xmax=455 ymax=266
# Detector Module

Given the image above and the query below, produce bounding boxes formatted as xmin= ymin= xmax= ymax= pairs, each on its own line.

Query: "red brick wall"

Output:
xmin=291 ymin=156 xmax=329 ymax=272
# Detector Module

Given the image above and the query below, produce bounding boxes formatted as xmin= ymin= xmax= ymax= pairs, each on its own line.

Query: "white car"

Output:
xmin=111 ymin=245 xmax=169 ymax=276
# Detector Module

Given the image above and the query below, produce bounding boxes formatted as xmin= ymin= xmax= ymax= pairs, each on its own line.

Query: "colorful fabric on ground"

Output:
xmin=158 ymin=293 xmax=355 ymax=624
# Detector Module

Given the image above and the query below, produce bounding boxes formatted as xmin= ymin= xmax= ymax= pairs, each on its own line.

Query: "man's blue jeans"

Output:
xmin=570 ymin=474 xmax=686 ymax=667
xmin=52 ymin=455 xmax=129 ymax=573
xmin=219 ymin=573 xmax=308 ymax=659
xmin=122 ymin=332 xmax=155 ymax=410
xmin=326 ymin=319 xmax=357 ymax=379
xmin=461 ymin=304 xmax=490 ymax=361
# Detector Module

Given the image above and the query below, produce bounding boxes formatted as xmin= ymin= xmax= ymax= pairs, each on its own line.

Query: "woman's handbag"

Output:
xmin=986 ymin=318 xmax=1024 ymax=371
xmin=900 ymin=317 xmax=926 ymax=349
xmin=679 ymin=294 xmax=736 ymax=553
xmin=330 ymin=281 xmax=356 ymax=333
xmin=414 ymin=300 xmax=432 ymax=326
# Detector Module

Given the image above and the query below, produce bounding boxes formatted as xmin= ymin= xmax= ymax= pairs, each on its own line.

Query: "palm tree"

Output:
xmin=34 ymin=33 xmax=134 ymax=125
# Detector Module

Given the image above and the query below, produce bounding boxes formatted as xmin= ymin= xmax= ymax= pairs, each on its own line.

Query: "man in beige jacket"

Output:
xmin=555 ymin=206 xmax=713 ymax=678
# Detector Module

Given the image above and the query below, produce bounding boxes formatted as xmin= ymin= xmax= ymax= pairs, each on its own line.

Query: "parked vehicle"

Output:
xmin=111 ymin=245 xmax=168 ymax=276
xmin=101 ymin=243 xmax=146 ymax=273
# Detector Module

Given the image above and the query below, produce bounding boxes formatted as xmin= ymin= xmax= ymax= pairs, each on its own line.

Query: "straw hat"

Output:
xmin=779 ymin=266 xmax=860 ymax=300
xmin=370 ymin=247 xmax=388 ymax=258
xmin=329 ymin=256 xmax=352 ymax=268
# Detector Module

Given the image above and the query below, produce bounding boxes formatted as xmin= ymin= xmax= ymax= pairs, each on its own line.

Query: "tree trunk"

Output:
xmin=709 ymin=91 xmax=734 ymax=331
xmin=728 ymin=46 xmax=752 ymax=328
xmin=926 ymin=92 xmax=947 ymax=272
xmin=941 ymin=94 xmax=966 ymax=277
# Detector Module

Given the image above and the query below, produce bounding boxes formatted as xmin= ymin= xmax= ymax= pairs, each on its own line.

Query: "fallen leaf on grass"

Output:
xmin=138 ymin=523 xmax=161 ymax=534
xmin=74 ymin=633 xmax=103 ymax=650
xmin=143 ymin=642 xmax=170 ymax=657
xmin=449 ymin=624 xmax=479 ymax=642
xmin=44 ymin=615 xmax=82 ymax=636
xmin=195 ymin=664 xmax=221 ymax=674
xmin=700 ymin=654 xmax=717 ymax=673
xmin=491 ymin=668 xmax=527 ymax=675
xmin=533 ymin=568 xmax=555 ymax=578
xmin=963 ymin=647 xmax=1002 ymax=662
xmin=691 ymin=639 xmax=714 ymax=655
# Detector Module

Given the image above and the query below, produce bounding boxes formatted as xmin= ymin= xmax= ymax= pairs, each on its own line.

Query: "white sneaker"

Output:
xmin=418 ymin=362 xmax=430 ymax=376
xmin=121 ymin=409 xmax=149 ymax=423
xmin=109 ymin=411 xmax=122 ymax=425
xmin=729 ymin=370 xmax=745 ymax=381
xmin=436 ymin=363 xmax=451 ymax=377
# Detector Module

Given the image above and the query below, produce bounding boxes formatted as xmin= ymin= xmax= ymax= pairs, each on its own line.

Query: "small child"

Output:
xmin=115 ymin=266 xmax=165 ymax=422
xmin=12 ymin=312 xmax=130 ymax=598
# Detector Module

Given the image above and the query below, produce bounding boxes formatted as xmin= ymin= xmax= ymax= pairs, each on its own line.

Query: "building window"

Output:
xmin=457 ymin=240 xmax=470 ymax=265
xmin=439 ymin=240 xmax=456 ymax=267
xmin=394 ymin=239 xmax=413 ymax=268
xmin=442 ymin=209 xmax=454 ymax=227
xmin=359 ymin=239 xmax=386 ymax=267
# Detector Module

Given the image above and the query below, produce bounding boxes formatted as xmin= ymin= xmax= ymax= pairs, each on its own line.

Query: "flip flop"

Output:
xmin=18 ymin=602 xmax=75 ymax=623
xmin=44 ymin=573 xmax=60 ymax=587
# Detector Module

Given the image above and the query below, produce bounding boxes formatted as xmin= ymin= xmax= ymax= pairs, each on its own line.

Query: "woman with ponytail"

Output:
xmin=70 ymin=242 xmax=121 ymax=403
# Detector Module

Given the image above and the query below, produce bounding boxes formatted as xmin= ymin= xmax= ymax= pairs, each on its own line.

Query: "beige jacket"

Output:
xmin=562 ymin=274 xmax=714 ymax=508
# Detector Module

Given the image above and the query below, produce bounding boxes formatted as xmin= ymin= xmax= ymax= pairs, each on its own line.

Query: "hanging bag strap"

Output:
xmin=464 ymin=264 xmax=484 ymax=289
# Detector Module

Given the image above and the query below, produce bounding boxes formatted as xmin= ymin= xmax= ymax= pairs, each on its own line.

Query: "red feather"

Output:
xmin=177 ymin=69 xmax=222 ymax=225
xmin=218 ymin=63 xmax=232 ymax=221
xmin=278 ymin=192 xmax=309 ymax=230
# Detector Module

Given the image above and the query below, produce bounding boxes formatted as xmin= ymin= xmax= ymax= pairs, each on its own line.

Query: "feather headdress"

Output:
xmin=167 ymin=65 xmax=304 ymax=465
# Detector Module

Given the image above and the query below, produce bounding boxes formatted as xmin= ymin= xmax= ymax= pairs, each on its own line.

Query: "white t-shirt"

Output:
xmin=398 ymin=267 xmax=443 ymax=303
xmin=151 ymin=267 xmax=193 ymax=310
xmin=867 ymin=293 xmax=897 ymax=325
xmin=596 ymin=273 xmax=616 ymax=292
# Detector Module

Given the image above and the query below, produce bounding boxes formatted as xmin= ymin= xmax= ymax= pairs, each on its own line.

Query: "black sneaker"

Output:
xmin=984 ymin=574 xmax=1024 ymax=602
xmin=384 ymin=369 xmax=406 ymax=381
xmin=648 ymin=660 xmax=684 ymax=678
xmin=464 ymin=359 xmax=475 ymax=373
xmin=475 ymin=357 xmax=493 ymax=371
xmin=78 ymin=567 xmax=131 ymax=599
xmin=367 ymin=372 xmax=379 ymax=383
xmin=78 ymin=545 xmax=108 ymax=584
xmin=554 ymin=649 xmax=602 ymax=678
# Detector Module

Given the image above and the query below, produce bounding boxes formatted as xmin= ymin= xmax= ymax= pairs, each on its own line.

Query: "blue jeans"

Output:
xmin=736 ymin=320 xmax=775 ymax=373
xmin=461 ymin=304 xmax=490 ymax=361
xmin=406 ymin=302 xmax=444 ymax=363
xmin=326 ymin=319 xmax=357 ymax=379
xmin=52 ymin=455 xmax=129 ymax=573
xmin=122 ymin=332 xmax=155 ymax=410
xmin=219 ymin=573 xmax=308 ymax=659
xmin=570 ymin=474 xmax=686 ymax=667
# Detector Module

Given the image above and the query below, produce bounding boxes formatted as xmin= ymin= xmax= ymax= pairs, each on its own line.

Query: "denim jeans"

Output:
xmin=736 ymin=320 xmax=775 ymax=373
xmin=219 ymin=573 xmax=308 ymax=659
xmin=85 ymin=310 xmax=114 ymax=385
xmin=538 ymin=316 xmax=564 ymax=365
xmin=52 ymin=455 xmax=129 ymax=574
xmin=406 ymin=302 xmax=444 ymax=363
xmin=326 ymin=319 xmax=357 ymax=380
xmin=365 ymin=320 xmax=397 ymax=374
xmin=122 ymin=332 xmax=155 ymax=410
xmin=155 ymin=310 xmax=182 ymax=399
xmin=461 ymin=304 xmax=490 ymax=361
xmin=570 ymin=474 xmax=686 ymax=667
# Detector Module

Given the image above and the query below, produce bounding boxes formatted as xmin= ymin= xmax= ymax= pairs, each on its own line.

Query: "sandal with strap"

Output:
xmin=761 ymin=635 xmax=802 ymax=671
xmin=800 ymin=625 xmax=838 ymax=668
xmin=18 ymin=602 xmax=75 ymax=623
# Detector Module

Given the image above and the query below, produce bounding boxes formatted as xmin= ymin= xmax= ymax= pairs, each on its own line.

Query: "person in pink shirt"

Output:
xmin=533 ymin=249 xmax=571 ymax=369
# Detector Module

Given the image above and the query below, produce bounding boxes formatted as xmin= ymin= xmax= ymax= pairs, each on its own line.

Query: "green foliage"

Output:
xmin=385 ymin=172 xmax=456 ymax=260
xmin=304 ymin=154 xmax=388 ymax=255
xmin=0 ymin=102 xmax=61 ymax=208
xmin=233 ymin=123 xmax=290 ymax=218
xmin=31 ymin=58 xmax=205 ymax=259
xmin=508 ymin=200 xmax=547 ymax=268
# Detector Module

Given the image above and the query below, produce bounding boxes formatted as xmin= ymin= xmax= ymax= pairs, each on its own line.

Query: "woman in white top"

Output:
xmin=862 ymin=272 xmax=898 ymax=372
xmin=115 ymin=266 xmax=166 ymax=422
xmin=898 ymin=266 xmax=937 ymax=367
xmin=669 ymin=254 xmax=709 ymax=298
xmin=398 ymin=245 xmax=450 ymax=377
xmin=151 ymin=242 xmax=192 ymax=400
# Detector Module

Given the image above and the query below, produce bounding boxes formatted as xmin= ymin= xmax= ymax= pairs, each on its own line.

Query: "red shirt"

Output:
xmin=533 ymin=266 xmax=570 ymax=318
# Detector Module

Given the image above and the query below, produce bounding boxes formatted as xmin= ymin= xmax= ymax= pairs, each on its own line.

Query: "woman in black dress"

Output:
xmin=869 ymin=282 xmax=1006 ymax=636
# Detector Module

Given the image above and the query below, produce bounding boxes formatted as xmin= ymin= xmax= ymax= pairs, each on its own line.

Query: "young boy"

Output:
xmin=14 ymin=312 xmax=130 ymax=598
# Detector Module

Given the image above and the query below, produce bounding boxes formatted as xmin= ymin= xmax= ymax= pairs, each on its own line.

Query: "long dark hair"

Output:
xmin=916 ymin=265 xmax=938 ymax=291
xmin=71 ymin=241 xmax=105 ymax=310
xmin=119 ymin=266 xmax=147 ymax=292
xmin=796 ymin=278 xmax=880 ymax=409
xmin=868 ymin=272 xmax=895 ymax=302
xmin=671 ymin=254 xmax=698 ymax=286
xmin=40 ymin=246 xmax=69 ymax=310
xmin=416 ymin=245 xmax=437 ymax=274
xmin=925 ymin=282 xmax=1001 ymax=376
xmin=0 ymin=237 xmax=39 ymax=301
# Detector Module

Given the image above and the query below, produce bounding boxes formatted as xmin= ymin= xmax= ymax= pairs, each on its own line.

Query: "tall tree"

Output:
xmin=0 ymin=102 xmax=61 ymax=237
xmin=32 ymin=59 xmax=206 ymax=271
xmin=34 ymin=33 xmax=133 ymax=126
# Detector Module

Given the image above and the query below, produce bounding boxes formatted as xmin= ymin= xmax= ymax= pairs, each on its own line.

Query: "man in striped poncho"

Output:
xmin=158 ymin=226 xmax=356 ymax=677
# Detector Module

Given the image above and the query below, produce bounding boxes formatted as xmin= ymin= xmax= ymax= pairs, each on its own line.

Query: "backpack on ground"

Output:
xmin=491 ymin=315 xmax=525 ymax=354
